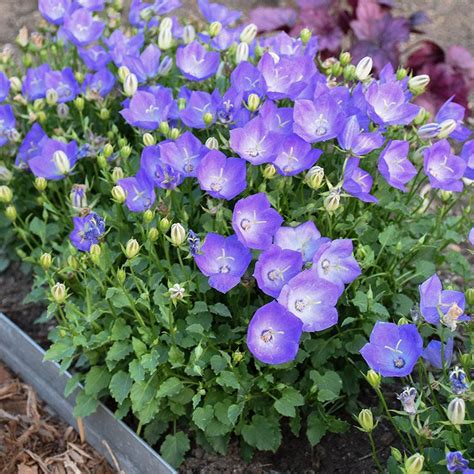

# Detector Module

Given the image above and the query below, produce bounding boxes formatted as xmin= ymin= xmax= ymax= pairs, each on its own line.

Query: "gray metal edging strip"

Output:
xmin=0 ymin=312 xmax=176 ymax=474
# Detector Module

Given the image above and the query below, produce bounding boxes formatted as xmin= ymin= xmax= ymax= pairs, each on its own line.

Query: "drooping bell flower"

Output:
xmin=120 ymin=89 xmax=173 ymax=130
xmin=69 ymin=211 xmax=106 ymax=252
xmin=122 ymin=44 xmax=162 ymax=83
xmin=360 ymin=322 xmax=423 ymax=377
xmin=159 ymin=131 xmax=207 ymax=177
xmin=117 ymin=170 xmax=155 ymax=212
xmin=194 ymin=233 xmax=251 ymax=293
xmin=337 ymin=115 xmax=384 ymax=156
xmin=196 ymin=150 xmax=247 ymax=200
xmin=28 ymin=138 xmax=79 ymax=180
xmin=278 ymin=269 xmax=340 ymax=332
xmin=78 ymin=45 xmax=111 ymax=71
xmin=293 ymin=94 xmax=345 ymax=144
xmin=449 ymin=367 xmax=469 ymax=395
xmin=246 ymin=301 xmax=303 ymax=365
xmin=16 ymin=123 xmax=48 ymax=167
xmin=365 ymin=81 xmax=420 ymax=126
xmin=140 ymin=144 xmax=184 ymax=190
xmin=44 ymin=68 xmax=80 ymax=103
xmin=63 ymin=8 xmax=105 ymax=47
xmin=83 ymin=67 xmax=116 ymax=98
xmin=229 ymin=116 xmax=279 ymax=165
xmin=423 ymin=140 xmax=466 ymax=192
xmin=422 ymin=338 xmax=454 ymax=369
xmin=435 ymin=97 xmax=472 ymax=142
xmin=446 ymin=451 xmax=471 ymax=473
xmin=176 ymin=41 xmax=220 ymax=82
xmin=312 ymin=239 xmax=361 ymax=294
xmin=0 ymin=105 xmax=16 ymax=147
xmin=378 ymin=140 xmax=417 ymax=192
xmin=197 ymin=0 xmax=241 ymax=26
xmin=22 ymin=64 xmax=52 ymax=101
xmin=397 ymin=386 xmax=417 ymax=415
xmin=419 ymin=274 xmax=467 ymax=329
xmin=273 ymin=133 xmax=322 ymax=176
xmin=254 ymin=245 xmax=303 ymax=298
xmin=343 ymin=158 xmax=378 ymax=203
xmin=232 ymin=192 xmax=283 ymax=250
xmin=460 ymin=140 xmax=474 ymax=180
xmin=39 ymin=0 xmax=72 ymax=25
xmin=274 ymin=221 xmax=326 ymax=263
xmin=179 ymin=90 xmax=220 ymax=129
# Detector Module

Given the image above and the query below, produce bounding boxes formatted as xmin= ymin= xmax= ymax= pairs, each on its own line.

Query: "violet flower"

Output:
xmin=232 ymin=193 xmax=283 ymax=250
xmin=360 ymin=322 xmax=423 ymax=377
xmin=122 ymin=44 xmax=162 ymax=83
xmin=0 ymin=72 xmax=10 ymax=102
xmin=77 ymin=0 xmax=105 ymax=11
xmin=258 ymin=101 xmax=293 ymax=135
xmin=120 ymin=89 xmax=173 ymax=130
xmin=422 ymin=338 xmax=453 ymax=369
xmin=28 ymin=138 xmax=78 ymax=180
xmin=39 ymin=0 xmax=72 ymax=25
xmin=176 ymin=41 xmax=220 ymax=82
xmin=419 ymin=274 xmax=467 ymax=329
xmin=446 ymin=452 xmax=470 ymax=473
xmin=83 ymin=67 xmax=116 ymax=98
xmin=118 ymin=170 xmax=156 ymax=212
xmin=274 ymin=221 xmax=326 ymax=263
xmin=179 ymin=90 xmax=220 ymax=129
xmin=423 ymin=140 xmax=466 ymax=192
xmin=69 ymin=212 xmax=105 ymax=252
xmin=194 ymin=233 xmax=251 ymax=294
xmin=397 ymin=386 xmax=417 ymax=415
xmin=22 ymin=64 xmax=52 ymax=101
xmin=312 ymin=239 xmax=361 ymax=294
xmin=0 ymin=105 xmax=16 ymax=147
xmin=449 ymin=367 xmax=469 ymax=395
xmin=378 ymin=140 xmax=417 ymax=192
xmin=78 ymin=45 xmax=111 ymax=71
xmin=16 ymin=123 xmax=48 ymax=167
xmin=278 ymin=269 xmax=340 ymax=332
xmin=343 ymin=158 xmax=378 ymax=203
xmin=435 ymin=97 xmax=472 ymax=142
xmin=159 ymin=131 xmax=206 ymax=177
xmin=44 ymin=68 xmax=80 ymax=103
xmin=337 ymin=115 xmax=384 ymax=156
xmin=461 ymin=140 xmax=474 ymax=180
xmin=246 ymin=301 xmax=303 ymax=365
xmin=140 ymin=144 xmax=184 ymax=190
xmin=63 ymin=8 xmax=105 ymax=47
xmin=254 ymin=245 xmax=303 ymax=298
xmin=196 ymin=150 xmax=247 ymax=200
xmin=365 ymin=82 xmax=420 ymax=126
xmin=230 ymin=61 xmax=265 ymax=99
xmin=105 ymin=30 xmax=144 ymax=67
xmin=197 ymin=0 xmax=241 ymax=26
xmin=293 ymin=94 xmax=344 ymax=144
xmin=273 ymin=134 xmax=322 ymax=176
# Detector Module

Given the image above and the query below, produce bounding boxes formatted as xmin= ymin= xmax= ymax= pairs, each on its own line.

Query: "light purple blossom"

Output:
xmin=159 ymin=131 xmax=207 ymax=177
xmin=179 ymin=90 xmax=220 ymax=129
xmin=197 ymin=0 xmax=241 ymax=26
xmin=16 ymin=123 xmax=48 ymax=167
xmin=176 ymin=41 xmax=220 ymax=82
xmin=69 ymin=212 xmax=105 ymax=252
xmin=44 ymin=68 xmax=80 ymax=103
xmin=337 ymin=115 xmax=384 ymax=156
xmin=232 ymin=193 xmax=283 ymax=250
xmin=140 ymin=144 xmax=184 ymax=190
xmin=273 ymin=134 xmax=322 ymax=176
xmin=122 ymin=44 xmax=162 ymax=83
xmin=0 ymin=72 xmax=10 ymax=102
xmin=258 ymin=101 xmax=293 ymax=135
xmin=343 ymin=158 xmax=378 ymax=203
xmin=118 ymin=170 xmax=156 ymax=212
xmin=0 ymin=105 xmax=16 ymax=147
xmin=446 ymin=451 xmax=471 ymax=473
xmin=39 ymin=0 xmax=72 ymax=25
xmin=63 ymin=8 xmax=105 ymax=47
xmin=312 ymin=239 xmax=361 ymax=294
xmin=246 ymin=301 xmax=303 ymax=365
xmin=422 ymin=338 xmax=454 ymax=369
xmin=22 ymin=64 xmax=52 ymax=101
xmin=423 ymin=140 xmax=466 ymax=192
xmin=104 ymin=30 xmax=144 ymax=67
xmin=77 ymin=0 xmax=105 ymax=11
xmin=83 ymin=67 xmax=115 ymax=97
xmin=460 ymin=139 xmax=474 ymax=180
xmin=78 ymin=45 xmax=111 ymax=70
xmin=435 ymin=96 xmax=472 ymax=142
xmin=230 ymin=61 xmax=265 ymax=99
xmin=194 ymin=233 xmax=251 ymax=293
xmin=254 ymin=245 xmax=303 ymax=298
xmin=378 ymin=140 xmax=417 ymax=192
xmin=360 ymin=322 xmax=423 ymax=377
xmin=196 ymin=150 xmax=247 ymax=200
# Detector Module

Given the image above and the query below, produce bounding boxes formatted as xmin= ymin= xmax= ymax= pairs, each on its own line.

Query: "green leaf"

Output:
xmin=64 ymin=373 xmax=82 ymax=398
xmin=216 ymin=371 xmax=240 ymax=390
xmin=29 ymin=217 xmax=46 ymax=243
xmin=378 ymin=224 xmax=397 ymax=247
xmin=106 ymin=341 xmax=132 ymax=365
xmin=274 ymin=387 xmax=304 ymax=417
xmin=84 ymin=366 xmax=111 ymax=396
xmin=129 ymin=359 xmax=145 ymax=382
xmin=130 ymin=376 xmax=158 ymax=413
xmin=192 ymin=405 xmax=214 ymax=431
xmin=109 ymin=371 xmax=133 ymax=404
xmin=306 ymin=413 xmax=326 ymax=446
xmin=44 ymin=339 xmax=75 ymax=362
xmin=242 ymin=415 xmax=281 ymax=452
xmin=189 ymin=301 xmax=208 ymax=314
xmin=105 ymin=287 xmax=130 ymax=309
xmin=210 ymin=354 xmax=228 ymax=374
xmin=312 ymin=370 xmax=343 ymax=402
xmin=227 ymin=403 xmax=244 ymax=425
xmin=111 ymin=319 xmax=132 ymax=341
xmin=73 ymin=391 xmax=99 ymax=417
xmin=160 ymin=432 xmax=190 ymax=467
xmin=209 ymin=303 xmax=231 ymax=318
xmin=156 ymin=377 xmax=183 ymax=398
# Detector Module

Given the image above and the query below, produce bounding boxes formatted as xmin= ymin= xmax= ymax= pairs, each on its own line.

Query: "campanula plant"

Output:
xmin=0 ymin=0 xmax=472 ymax=470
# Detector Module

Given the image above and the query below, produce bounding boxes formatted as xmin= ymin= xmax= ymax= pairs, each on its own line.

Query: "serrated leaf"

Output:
xmin=216 ymin=371 xmax=239 ymax=390
xmin=64 ymin=373 xmax=82 ymax=398
xmin=306 ymin=413 xmax=326 ymax=446
xmin=209 ymin=303 xmax=231 ymax=317
xmin=111 ymin=319 xmax=132 ymax=341
xmin=274 ymin=387 xmax=304 ymax=417
xmin=160 ymin=432 xmax=190 ymax=467
xmin=156 ymin=377 xmax=183 ymax=398
xmin=84 ymin=366 xmax=111 ymax=396
xmin=227 ymin=403 xmax=244 ymax=425
xmin=242 ymin=415 xmax=281 ymax=452
xmin=192 ymin=405 xmax=214 ymax=431
xmin=73 ymin=391 xmax=99 ymax=417
xmin=109 ymin=371 xmax=132 ymax=404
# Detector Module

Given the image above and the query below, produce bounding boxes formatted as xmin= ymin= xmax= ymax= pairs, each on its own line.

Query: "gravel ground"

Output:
xmin=0 ymin=0 xmax=472 ymax=52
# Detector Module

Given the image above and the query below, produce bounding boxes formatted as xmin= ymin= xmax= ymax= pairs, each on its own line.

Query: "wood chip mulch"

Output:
xmin=0 ymin=362 xmax=115 ymax=474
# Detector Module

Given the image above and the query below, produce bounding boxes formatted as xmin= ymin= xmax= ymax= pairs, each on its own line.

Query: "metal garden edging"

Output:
xmin=0 ymin=312 xmax=176 ymax=474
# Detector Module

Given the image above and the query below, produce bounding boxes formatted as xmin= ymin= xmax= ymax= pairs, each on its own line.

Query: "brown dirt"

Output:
xmin=0 ymin=361 xmax=113 ymax=474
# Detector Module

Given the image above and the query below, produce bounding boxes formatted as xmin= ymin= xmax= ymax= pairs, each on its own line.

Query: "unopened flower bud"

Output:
xmin=125 ymin=238 xmax=140 ymax=259
xmin=170 ymin=223 xmax=186 ymax=246
xmin=148 ymin=227 xmax=159 ymax=242
xmin=262 ymin=164 xmax=276 ymax=179
xmin=408 ymin=74 xmax=430 ymax=94
xmin=0 ymin=185 xmax=13 ymax=203
xmin=391 ymin=447 xmax=402 ymax=463
xmin=418 ymin=123 xmax=441 ymax=139
xmin=169 ymin=128 xmax=180 ymax=140
xmin=306 ymin=166 xmax=324 ymax=189
xmin=143 ymin=209 xmax=154 ymax=224
xmin=240 ymin=23 xmax=258 ymax=44
xmin=53 ymin=150 xmax=71 ymax=174
xmin=466 ymin=288 xmax=474 ymax=306
xmin=39 ymin=253 xmax=52 ymax=270
xmin=247 ymin=93 xmax=260 ymax=112
xmin=183 ymin=24 xmax=196 ymax=44
xmin=70 ymin=184 xmax=87 ymax=210
xmin=120 ymin=145 xmax=132 ymax=159
xmin=34 ymin=177 xmax=47 ymax=192
xmin=324 ymin=189 xmax=341 ymax=212
xmin=67 ymin=255 xmax=78 ymax=270
xmin=405 ymin=454 xmax=424 ymax=474
xmin=355 ymin=56 xmax=373 ymax=81
xmin=366 ymin=370 xmax=381 ymax=390
xmin=300 ymin=28 xmax=312 ymax=45
xmin=158 ymin=56 xmax=173 ymax=76
xmin=117 ymin=268 xmax=126 ymax=284
xmin=440 ymin=190 xmax=452 ymax=202
xmin=0 ymin=163 xmax=12 ymax=182
xmin=232 ymin=350 xmax=244 ymax=364
xmin=177 ymin=98 xmax=186 ymax=110
xmin=437 ymin=119 xmax=457 ymax=139
xmin=118 ymin=65 xmax=130 ymax=82
xmin=158 ymin=28 xmax=173 ymax=50
xmin=46 ymin=88 xmax=58 ymax=105
xmin=112 ymin=185 xmax=127 ymax=203
xmin=447 ymin=397 xmax=465 ymax=427
xmin=357 ymin=409 xmax=374 ymax=433
xmin=159 ymin=217 xmax=171 ymax=233
xmin=74 ymin=96 xmax=84 ymax=112
xmin=203 ymin=112 xmax=214 ymax=126
xmin=331 ymin=61 xmax=343 ymax=77
xmin=97 ymin=154 xmax=107 ymax=169
xmin=51 ymin=282 xmax=67 ymax=304
xmin=9 ymin=76 xmax=22 ymax=92
xmin=209 ymin=21 xmax=222 ymax=38
xmin=205 ymin=137 xmax=219 ymax=150
xmin=159 ymin=17 xmax=173 ymax=32
xmin=159 ymin=121 xmax=170 ymax=135
xmin=235 ymin=42 xmax=249 ymax=63
xmin=89 ymin=243 xmax=101 ymax=264
xmin=343 ymin=64 xmax=356 ymax=81
xmin=123 ymin=73 xmax=138 ymax=97
xmin=99 ymin=108 xmax=110 ymax=120
xmin=339 ymin=51 xmax=351 ymax=66
xmin=103 ymin=143 xmax=113 ymax=159
xmin=396 ymin=67 xmax=408 ymax=80
xmin=169 ymin=283 xmax=185 ymax=301
xmin=143 ymin=133 xmax=155 ymax=146
xmin=74 ymin=71 xmax=84 ymax=84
